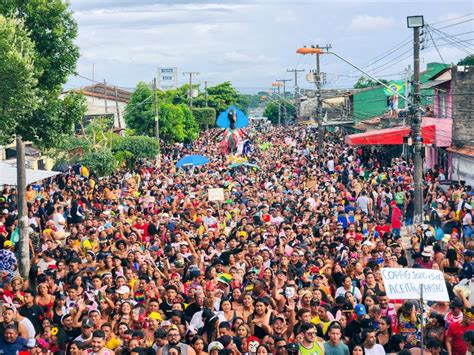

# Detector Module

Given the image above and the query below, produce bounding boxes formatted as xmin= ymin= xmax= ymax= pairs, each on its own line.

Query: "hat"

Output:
xmin=208 ymin=341 xmax=224 ymax=352
xmin=335 ymin=296 xmax=346 ymax=304
xmin=390 ymin=200 xmax=397 ymax=206
xmin=361 ymin=318 xmax=375 ymax=330
xmin=117 ymin=286 xmax=131 ymax=295
xmin=2 ymin=209 xmax=9 ymax=214
xmin=82 ymin=318 xmax=94 ymax=328
xmin=421 ymin=245 xmax=433 ymax=258
xmin=149 ymin=312 xmax=162 ymax=321
xmin=150 ymin=245 xmax=159 ymax=252
xmin=465 ymin=250 xmax=474 ymax=257
xmin=354 ymin=304 xmax=367 ymax=316
xmin=3 ymin=240 xmax=13 ymax=248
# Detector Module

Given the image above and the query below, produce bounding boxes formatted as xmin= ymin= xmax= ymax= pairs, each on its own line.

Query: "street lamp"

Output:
xmin=407 ymin=15 xmax=424 ymax=28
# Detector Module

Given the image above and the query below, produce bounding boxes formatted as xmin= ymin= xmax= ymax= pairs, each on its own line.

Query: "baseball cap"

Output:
xmin=354 ymin=304 xmax=367 ymax=316
xmin=465 ymin=250 xmax=474 ymax=257
xmin=82 ymin=318 xmax=94 ymax=328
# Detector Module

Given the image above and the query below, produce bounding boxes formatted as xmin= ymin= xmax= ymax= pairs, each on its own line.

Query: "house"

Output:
xmin=351 ymin=62 xmax=450 ymax=124
xmin=420 ymin=67 xmax=453 ymax=172
xmin=63 ymin=83 xmax=131 ymax=130
xmin=447 ymin=65 xmax=474 ymax=185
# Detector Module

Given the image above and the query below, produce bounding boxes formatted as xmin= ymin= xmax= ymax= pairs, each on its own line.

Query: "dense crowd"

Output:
xmin=0 ymin=126 xmax=473 ymax=355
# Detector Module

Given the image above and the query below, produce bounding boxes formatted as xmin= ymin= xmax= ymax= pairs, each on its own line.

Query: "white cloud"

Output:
xmin=223 ymin=51 xmax=275 ymax=64
xmin=350 ymin=15 xmax=395 ymax=31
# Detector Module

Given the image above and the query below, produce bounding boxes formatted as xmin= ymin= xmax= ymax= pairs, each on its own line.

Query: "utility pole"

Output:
xmin=411 ymin=25 xmax=423 ymax=225
xmin=16 ymin=136 xmax=30 ymax=278
xmin=152 ymin=78 xmax=161 ymax=162
xmin=277 ymin=85 xmax=282 ymax=125
xmin=287 ymin=68 xmax=305 ymax=119
xmin=182 ymin=72 xmax=199 ymax=107
xmin=114 ymin=86 xmax=121 ymax=129
xmin=403 ymin=65 xmax=411 ymax=158
xmin=204 ymin=81 xmax=209 ymax=107
xmin=103 ymin=80 xmax=108 ymax=114
xmin=313 ymin=44 xmax=331 ymax=153
xmin=276 ymin=79 xmax=292 ymax=125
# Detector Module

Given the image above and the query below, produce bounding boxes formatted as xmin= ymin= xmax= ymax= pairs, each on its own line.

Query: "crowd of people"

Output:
xmin=0 ymin=126 xmax=473 ymax=355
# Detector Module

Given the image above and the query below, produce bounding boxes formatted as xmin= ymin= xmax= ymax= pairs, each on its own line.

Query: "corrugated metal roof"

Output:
xmin=447 ymin=146 xmax=474 ymax=158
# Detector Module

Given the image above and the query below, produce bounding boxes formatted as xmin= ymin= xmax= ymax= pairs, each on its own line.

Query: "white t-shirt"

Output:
xmin=335 ymin=286 xmax=362 ymax=302
xmin=53 ymin=212 xmax=66 ymax=232
xmin=364 ymin=344 xmax=386 ymax=355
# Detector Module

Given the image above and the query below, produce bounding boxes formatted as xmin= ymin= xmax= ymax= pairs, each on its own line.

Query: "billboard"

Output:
xmin=158 ymin=67 xmax=178 ymax=90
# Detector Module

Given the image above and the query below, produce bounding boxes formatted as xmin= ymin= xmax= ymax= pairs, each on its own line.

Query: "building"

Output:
xmin=351 ymin=62 xmax=450 ymax=124
xmin=63 ymin=83 xmax=131 ymax=130
xmin=447 ymin=65 xmax=474 ymax=185
xmin=420 ymin=67 xmax=453 ymax=172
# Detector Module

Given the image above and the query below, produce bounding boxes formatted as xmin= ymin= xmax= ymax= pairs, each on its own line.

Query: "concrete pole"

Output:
xmin=16 ymin=136 xmax=30 ymax=278
xmin=412 ymin=26 xmax=424 ymax=225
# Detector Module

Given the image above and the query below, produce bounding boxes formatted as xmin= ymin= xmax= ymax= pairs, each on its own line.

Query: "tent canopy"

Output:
xmin=0 ymin=163 xmax=61 ymax=186
xmin=345 ymin=125 xmax=436 ymax=146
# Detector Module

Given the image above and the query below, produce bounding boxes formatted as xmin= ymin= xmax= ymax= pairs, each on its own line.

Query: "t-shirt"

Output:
xmin=324 ymin=341 xmax=350 ymax=355
xmin=446 ymin=322 xmax=474 ymax=355
xmin=364 ymin=344 xmax=386 ymax=355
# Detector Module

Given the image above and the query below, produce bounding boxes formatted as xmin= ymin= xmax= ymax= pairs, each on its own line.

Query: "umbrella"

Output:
xmin=229 ymin=162 xmax=260 ymax=170
xmin=176 ymin=155 xmax=210 ymax=168
xmin=216 ymin=106 xmax=249 ymax=129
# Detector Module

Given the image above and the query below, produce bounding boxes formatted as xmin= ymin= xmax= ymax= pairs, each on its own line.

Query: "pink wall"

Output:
xmin=422 ymin=116 xmax=452 ymax=147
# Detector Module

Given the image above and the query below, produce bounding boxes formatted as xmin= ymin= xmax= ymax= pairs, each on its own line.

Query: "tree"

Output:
xmin=0 ymin=0 xmax=82 ymax=278
xmin=111 ymin=135 xmax=159 ymax=166
xmin=124 ymin=82 xmax=154 ymax=136
xmin=195 ymin=81 xmax=240 ymax=113
xmin=192 ymin=108 xmax=217 ymax=129
xmin=0 ymin=15 xmax=37 ymax=143
xmin=179 ymin=104 xmax=200 ymax=142
xmin=353 ymin=75 xmax=389 ymax=89
xmin=124 ymin=82 xmax=200 ymax=143
xmin=263 ymin=102 xmax=279 ymax=125
xmin=263 ymin=101 xmax=296 ymax=125
xmin=0 ymin=0 xmax=82 ymax=147
xmin=458 ymin=54 xmax=474 ymax=65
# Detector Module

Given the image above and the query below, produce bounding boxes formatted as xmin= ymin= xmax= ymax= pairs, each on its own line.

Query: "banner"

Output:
xmin=381 ymin=268 xmax=449 ymax=302
xmin=208 ymin=188 xmax=225 ymax=202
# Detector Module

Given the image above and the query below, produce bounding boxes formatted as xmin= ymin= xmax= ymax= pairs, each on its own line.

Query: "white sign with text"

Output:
xmin=381 ymin=268 xmax=449 ymax=302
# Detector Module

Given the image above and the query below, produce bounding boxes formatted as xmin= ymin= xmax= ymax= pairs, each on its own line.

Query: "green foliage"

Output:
xmin=0 ymin=15 xmax=37 ymax=144
xmin=81 ymin=148 xmax=117 ymax=177
xmin=112 ymin=136 xmax=159 ymax=162
xmin=124 ymin=81 xmax=154 ymax=136
xmin=192 ymin=107 xmax=217 ymax=127
xmin=124 ymin=82 xmax=200 ymax=143
xmin=195 ymin=81 xmax=240 ymax=113
xmin=0 ymin=0 xmax=82 ymax=147
xmin=179 ymin=104 xmax=200 ymax=142
xmin=458 ymin=54 xmax=474 ymax=65
xmin=263 ymin=101 xmax=295 ymax=125
xmin=353 ymin=76 xmax=389 ymax=89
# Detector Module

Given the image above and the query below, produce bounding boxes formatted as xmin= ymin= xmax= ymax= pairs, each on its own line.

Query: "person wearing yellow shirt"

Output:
xmin=101 ymin=323 xmax=121 ymax=350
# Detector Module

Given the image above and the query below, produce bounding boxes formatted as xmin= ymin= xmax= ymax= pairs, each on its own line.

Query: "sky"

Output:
xmin=67 ymin=0 xmax=474 ymax=93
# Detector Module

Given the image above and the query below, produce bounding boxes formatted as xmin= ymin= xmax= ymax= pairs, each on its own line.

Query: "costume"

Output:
xmin=216 ymin=106 xmax=248 ymax=155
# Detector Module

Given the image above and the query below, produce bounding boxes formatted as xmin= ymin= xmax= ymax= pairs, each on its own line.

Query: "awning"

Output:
xmin=0 ymin=163 xmax=61 ymax=186
xmin=345 ymin=125 xmax=436 ymax=146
